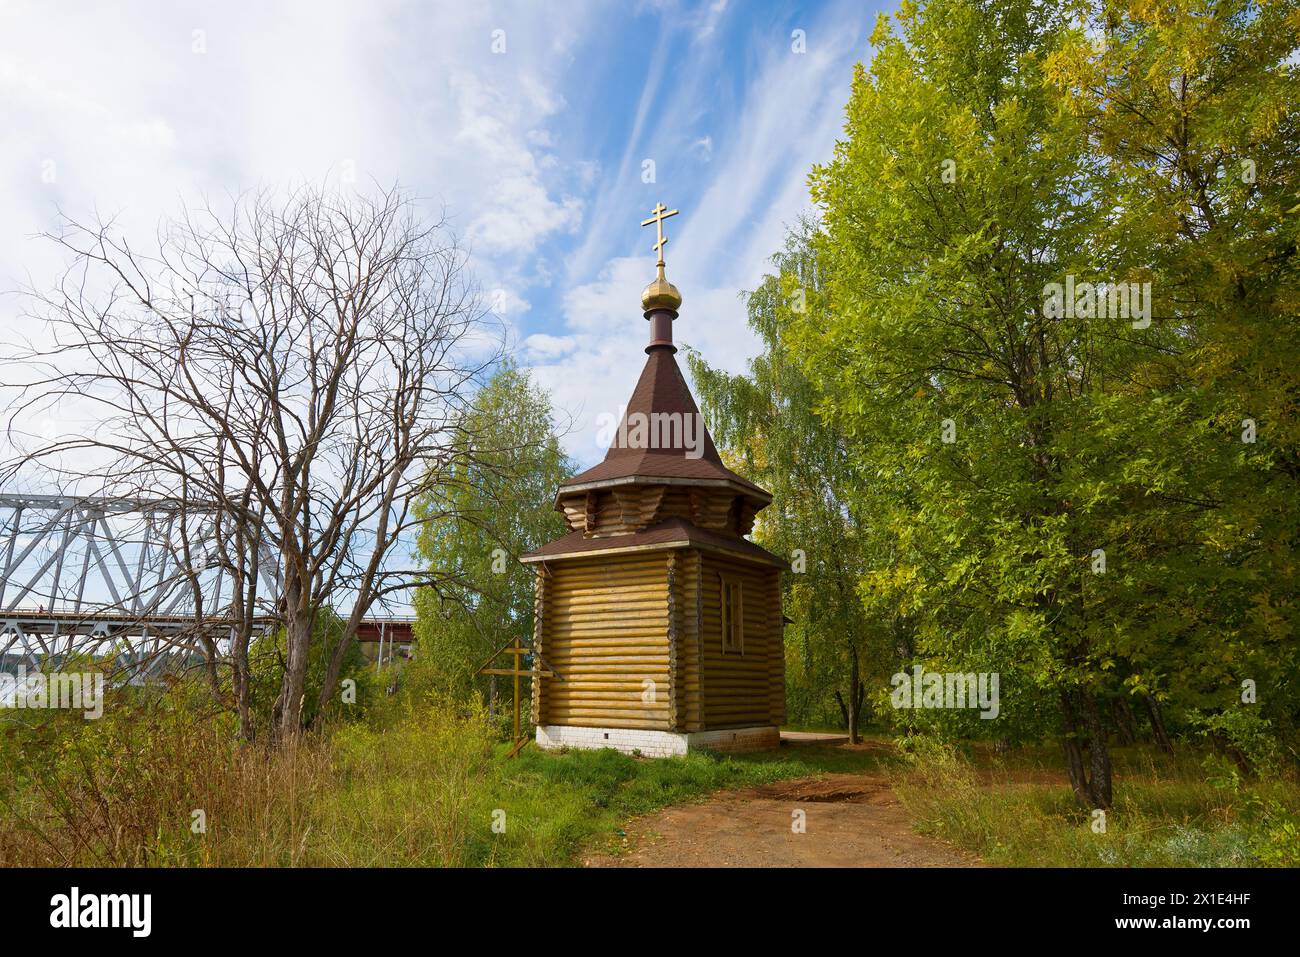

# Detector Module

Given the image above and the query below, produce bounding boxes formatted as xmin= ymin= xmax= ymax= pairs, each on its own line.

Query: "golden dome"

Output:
xmin=641 ymin=273 xmax=682 ymax=312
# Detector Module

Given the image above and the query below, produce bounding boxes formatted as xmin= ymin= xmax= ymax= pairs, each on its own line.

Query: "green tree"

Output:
xmin=248 ymin=608 xmax=375 ymax=733
xmin=790 ymin=0 xmax=1255 ymax=806
xmin=1046 ymin=0 xmax=1300 ymax=768
xmin=411 ymin=361 xmax=572 ymax=719
xmin=688 ymin=222 xmax=886 ymax=741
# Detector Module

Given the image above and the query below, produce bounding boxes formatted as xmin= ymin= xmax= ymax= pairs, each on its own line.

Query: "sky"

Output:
xmin=0 ymin=0 xmax=887 ymax=472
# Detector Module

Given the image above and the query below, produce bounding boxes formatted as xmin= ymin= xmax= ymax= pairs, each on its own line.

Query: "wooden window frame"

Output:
xmin=719 ymin=573 xmax=744 ymax=654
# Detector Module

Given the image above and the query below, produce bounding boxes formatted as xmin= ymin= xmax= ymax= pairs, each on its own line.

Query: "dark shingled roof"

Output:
xmin=521 ymin=517 xmax=787 ymax=568
xmin=559 ymin=347 xmax=767 ymax=497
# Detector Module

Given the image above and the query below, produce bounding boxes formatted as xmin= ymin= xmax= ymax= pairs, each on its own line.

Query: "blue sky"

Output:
xmin=1 ymin=0 xmax=888 ymax=468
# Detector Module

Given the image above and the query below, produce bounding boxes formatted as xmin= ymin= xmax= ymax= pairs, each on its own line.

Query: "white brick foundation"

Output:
xmin=535 ymin=724 xmax=780 ymax=757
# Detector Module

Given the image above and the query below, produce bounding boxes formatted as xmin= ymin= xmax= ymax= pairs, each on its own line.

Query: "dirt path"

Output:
xmin=585 ymin=768 xmax=979 ymax=868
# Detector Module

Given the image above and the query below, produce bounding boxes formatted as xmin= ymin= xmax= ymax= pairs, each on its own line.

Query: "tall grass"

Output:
xmin=15 ymin=681 xmax=1289 ymax=869
xmin=1 ymin=683 xmax=889 ymax=867
xmin=890 ymin=737 xmax=1300 ymax=867
xmin=0 ymin=688 xmax=495 ymax=867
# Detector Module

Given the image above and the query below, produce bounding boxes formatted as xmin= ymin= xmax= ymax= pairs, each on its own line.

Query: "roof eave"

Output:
xmin=552 ymin=473 xmax=772 ymax=509
xmin=521 ymin=536 xmax=788 ymax=570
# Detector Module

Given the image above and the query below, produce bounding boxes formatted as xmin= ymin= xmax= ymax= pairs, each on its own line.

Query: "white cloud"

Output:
xmin=536 ymin=0 xmax=872 ymax=465
xmin=531 ymin=334 xmax=650 ymax=461
xmin=562 ymin=256 xmax=654 ymax=333
xmin=0 ymin=0 xmax=874 ymax=475
xmin=522 ymin=333 xmax=577 ymax=358
xmin=0 ymin=0 xmax=599 ymax=329
xmin=467 ymin=179 xmax=583 ymax=257
xmin=489 ymin=287 xmax=532 ymax=318
xmin=693 ymin=0 xmax=731 ymax=41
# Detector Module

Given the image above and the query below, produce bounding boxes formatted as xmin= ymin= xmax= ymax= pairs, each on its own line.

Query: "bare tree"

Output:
xmin=2 ymin=183 xmax=499 ymax=741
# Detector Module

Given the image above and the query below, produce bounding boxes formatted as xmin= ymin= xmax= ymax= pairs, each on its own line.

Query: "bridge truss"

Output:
xmin=0 ymin=493 xmax=281 ymax=672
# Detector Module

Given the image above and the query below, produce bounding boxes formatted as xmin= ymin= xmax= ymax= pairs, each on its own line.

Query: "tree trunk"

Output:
xmin=1112 ymin=697 xmax=1138 ymax=746
xmin=233 ymin=655 xmax=255 ymax=743
xmin=853 ymin=678 xmax=865 ymax=742
xmin=1082 ymin=690 xmax=1113 ymax=808
xmin=1060 ymin=688 xmax=1113 ymax=809
xmin=848 ymin=651 xmax=859 ymax=744
xmin=837 ymin=645 xmax=863 ymax=744
xmin=1059 ymin=689 xmax=1091 ymax=806
xmin=274 ymin=600 xmax=312 ymax=742
xmin=1142 ymin=695 xmax=1174 ymax=754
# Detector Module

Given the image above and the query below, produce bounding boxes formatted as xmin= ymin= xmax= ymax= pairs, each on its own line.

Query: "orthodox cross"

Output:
xmin=476 ymin=635 xmax=559 ymax=759
xmin=640 ymin=201 xmax=680 ymax=271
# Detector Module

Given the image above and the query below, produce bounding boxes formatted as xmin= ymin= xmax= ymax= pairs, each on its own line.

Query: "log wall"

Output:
xmin=535 ymin=552 xmax=672 ymax=730
xmin=534 ymin=547 xmax=785 ymax=735
xmin=674 ymin=550 xmax=702 ymax=731
xmin=695 ymin=553 xmax=785 ymax=729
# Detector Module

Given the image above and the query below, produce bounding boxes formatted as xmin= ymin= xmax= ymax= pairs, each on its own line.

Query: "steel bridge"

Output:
xmin=0 ymin=493 xmax=412 ymax=673
xmin=0 ymin=492 xmax=281 ymax=671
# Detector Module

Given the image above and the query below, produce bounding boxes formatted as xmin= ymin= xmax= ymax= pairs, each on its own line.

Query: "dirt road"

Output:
xmin=585 ymin=768 xmax=979 ymax=868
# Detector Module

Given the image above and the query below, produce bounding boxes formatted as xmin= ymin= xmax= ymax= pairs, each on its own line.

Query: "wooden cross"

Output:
xmin=640 ymin=201 xmax=680 ymax=269
xmin=476 ymin=636 xmax=558 ymax=759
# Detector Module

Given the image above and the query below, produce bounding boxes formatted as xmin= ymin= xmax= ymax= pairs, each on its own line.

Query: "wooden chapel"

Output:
xmin=521 ymin=203 xmax=786 ymax=756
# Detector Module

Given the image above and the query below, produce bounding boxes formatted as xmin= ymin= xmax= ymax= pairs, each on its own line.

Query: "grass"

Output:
xmin=467 ymin=738 xmax=892 ymax=866
xmin=5 ymin=688 xmax=1296 ymax=867
xmin=890 ymin=738 xmax=1300 ymax=867
xmin=0 ymin=689 xmax=887 ymax=867
xmin=0 ymin=697 xmax=497 ymax=867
